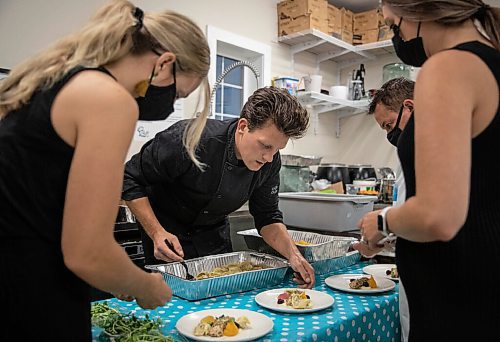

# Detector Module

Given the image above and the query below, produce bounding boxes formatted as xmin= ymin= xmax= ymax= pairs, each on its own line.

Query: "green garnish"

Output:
xmin=91 ymin=302 xmax=173 ymax=341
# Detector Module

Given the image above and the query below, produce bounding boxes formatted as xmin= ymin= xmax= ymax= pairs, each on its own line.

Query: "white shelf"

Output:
xmin=278 ymin=29 xmax=394 ymax=69
xmin=296 ymin=91 xmax=369 ymax=137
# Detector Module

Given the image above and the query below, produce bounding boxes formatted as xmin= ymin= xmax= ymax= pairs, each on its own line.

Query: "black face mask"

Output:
xmin=137 ymin=62 xmax=177 ymax=121
xmin=391 ymin=18 xmax=428 ymax=67
xmin=387 ymin=105 xmax=404 ymax=147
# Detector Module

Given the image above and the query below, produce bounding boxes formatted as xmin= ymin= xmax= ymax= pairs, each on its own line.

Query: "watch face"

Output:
xmin=377 ymin=214 xmax=384 ymax=231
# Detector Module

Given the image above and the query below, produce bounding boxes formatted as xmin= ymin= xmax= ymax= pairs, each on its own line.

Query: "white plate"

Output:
xmin=325 ymin=274 xmax=396 ymax=294
xmin=255 ymin=288 xmax=334 ymax=313
xmin=362 ymin=264 xmax=400 ymax=281
xmin=176 ymin=309 xmax=273 ymax=342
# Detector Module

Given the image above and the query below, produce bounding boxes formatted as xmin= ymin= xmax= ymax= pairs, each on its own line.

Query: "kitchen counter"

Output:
xmin=92 ymin=261 xmax=401 ymax=341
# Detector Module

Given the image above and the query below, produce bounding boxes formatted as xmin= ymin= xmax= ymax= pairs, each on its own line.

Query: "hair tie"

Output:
xmin=133 ymin=7 xmax=144 ymax=30
xmin=475 ymin=3 xmax=490 ymax=19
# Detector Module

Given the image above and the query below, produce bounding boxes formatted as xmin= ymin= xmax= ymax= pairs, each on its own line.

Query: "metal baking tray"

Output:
xmin=310 ymin=251 xmax=361 ymax=275
xmin=145 ymin=252 xmax=289 ymax=301
xmin=238 ymin=229 xmax=357 ymax=262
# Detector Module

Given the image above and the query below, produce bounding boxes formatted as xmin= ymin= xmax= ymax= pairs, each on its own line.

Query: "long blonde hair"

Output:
xmin=0 ymin=0 xmax=210 ymax=168
xmin=382 ymin=0 xmax=499 ymax=50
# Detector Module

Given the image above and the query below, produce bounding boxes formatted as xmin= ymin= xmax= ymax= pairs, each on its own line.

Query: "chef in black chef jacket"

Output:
xmin=123 ymin=87 xmax=315 ymax=288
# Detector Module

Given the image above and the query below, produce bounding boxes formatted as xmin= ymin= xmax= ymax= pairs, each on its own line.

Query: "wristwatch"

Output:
xmin=377 ymin=206 xmax=392 ymax=237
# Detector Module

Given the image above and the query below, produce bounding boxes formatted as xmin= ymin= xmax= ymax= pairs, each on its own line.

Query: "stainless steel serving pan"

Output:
xmin=146 ymin=251 xmax=289 ymax=301
xmin=238 ymin=229 xmax=357 ymax=262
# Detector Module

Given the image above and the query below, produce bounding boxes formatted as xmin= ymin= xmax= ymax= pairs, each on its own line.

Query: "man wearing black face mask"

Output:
xmin=368 ymin=77 xmax=415 ymax=148
xmin=366 ymin=76 xmax=414 ymax=342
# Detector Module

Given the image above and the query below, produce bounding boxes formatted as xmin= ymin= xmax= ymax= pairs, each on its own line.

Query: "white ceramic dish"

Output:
xmin=362 ymin=264 xmax=399 ymax=281
xmin=176 ymin=308 xmax=273 ymax=342
xmin=255 ymin=288 xmax=334 ymax=313
xmin=325 ymin=274 xmax=396 ymax=294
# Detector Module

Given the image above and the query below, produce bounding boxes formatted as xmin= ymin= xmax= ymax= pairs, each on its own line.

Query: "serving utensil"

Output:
xmin=164 ymin=239 xmax=194 ymax=280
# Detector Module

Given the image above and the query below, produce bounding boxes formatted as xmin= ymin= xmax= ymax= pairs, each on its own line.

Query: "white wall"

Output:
xmin=0 ymin=0 xmax=399 ymax=170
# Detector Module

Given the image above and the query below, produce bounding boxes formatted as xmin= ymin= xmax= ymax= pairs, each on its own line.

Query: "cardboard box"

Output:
xmin=353 ymin=8 xmax=379 ymax=33
xmin=277 ymin=0 xmax=328 ymax=20
xmin=327 ymin=4 xmax=342 ymax=36
xmin=352 ymin=29 xmax=379 ymax=45
xmin=341 ymin=30 xmax=353 ymax=44
xmin=341 ymin=8 xmax=354 ymax=32
xmin=378 ymin=25 xmax=394 ymax=41
xmin=378 ymin=10 xmax=386 ymax=27
xmin=331 ymin=29 xmax=352 ymax=44
xmin=279 ymin=14 xmax=329 ymax=36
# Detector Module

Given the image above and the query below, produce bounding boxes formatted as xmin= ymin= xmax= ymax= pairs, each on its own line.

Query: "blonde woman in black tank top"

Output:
xmin=0 ymin=1 xmax=211 ymax=340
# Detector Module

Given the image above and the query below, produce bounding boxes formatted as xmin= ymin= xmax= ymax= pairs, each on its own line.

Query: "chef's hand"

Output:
xmin=152 ymin=230 xmax=184 ymax=262
xmin=288 ymin=252 xmax=315 ymax=289
xmin=352 ymin=242 xmax=383 ymax=258
xmin=136 ymin=273 xmax=172 ymax=310
xmin=358 ymin=210 xmax=387 ymax=249
xmin=112 ymin=293 xmax=135 ymax=302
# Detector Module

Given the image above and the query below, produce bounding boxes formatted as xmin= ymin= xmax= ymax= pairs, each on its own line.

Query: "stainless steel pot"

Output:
xmin=376 ymin=167 xmax=395 ymax=180
xmin=348 ymin=164 xmax=377 ymax=182
xmin=316 ymin=163 xmax=350 ymax=191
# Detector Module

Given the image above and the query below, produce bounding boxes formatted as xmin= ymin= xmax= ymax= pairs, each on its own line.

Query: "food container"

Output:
xmin=310 ymin=251 xmax=360 ymax=275
xmin=237 ymin=229 xmax=356 ymax=262
xmin=353 ymin=179 xmax=377 ymax=191
xmin=146 ymin=252 xmax=289 ymax=301
xmin=278 ymin=192 xmax=378 ymax=232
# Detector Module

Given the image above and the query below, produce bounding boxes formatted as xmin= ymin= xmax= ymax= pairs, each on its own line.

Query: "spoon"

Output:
xmin=164 ymin=239 xmax=194 ymax=281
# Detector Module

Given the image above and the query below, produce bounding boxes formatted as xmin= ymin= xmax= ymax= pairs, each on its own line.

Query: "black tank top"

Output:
xmin=0 ymin=66 xmax=114 ymax=245
xmin=397 ymin=41 xmax=500 ymax=340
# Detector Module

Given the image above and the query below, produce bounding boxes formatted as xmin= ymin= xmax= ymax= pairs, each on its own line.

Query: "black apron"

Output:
xmin=142 ymin=157 xmax=255 ymax=265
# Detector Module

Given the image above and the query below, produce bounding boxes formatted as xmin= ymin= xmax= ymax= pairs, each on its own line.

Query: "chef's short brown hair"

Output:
xmin=240 ymin=87 xmax=309 ymax=139
xmin=368 ymin=78 xmax=415 ymax=114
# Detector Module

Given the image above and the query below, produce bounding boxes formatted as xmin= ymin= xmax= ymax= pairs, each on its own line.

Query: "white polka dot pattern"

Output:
xmin=91 ymin=262 xmax=400 ymax=341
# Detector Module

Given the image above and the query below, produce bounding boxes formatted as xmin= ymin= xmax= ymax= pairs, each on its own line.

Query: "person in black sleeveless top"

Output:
xmin=0 ymin=1 xmax=211 ymax=340
xmin=355 ymin=1 xmax=500 ymax=340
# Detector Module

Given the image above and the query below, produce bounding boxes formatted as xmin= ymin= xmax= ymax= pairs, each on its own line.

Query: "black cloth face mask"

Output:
xmin=137 ymin=62 xmax=177 ymax=121
xmin=391 ymin=18 xmax=428 ymax=67
xmin=387 ymin=105 xmax=404 ymax=147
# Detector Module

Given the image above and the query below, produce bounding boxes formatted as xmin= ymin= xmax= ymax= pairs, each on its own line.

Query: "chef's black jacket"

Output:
xmin=122 ymin=118 xmax=283 ymax=263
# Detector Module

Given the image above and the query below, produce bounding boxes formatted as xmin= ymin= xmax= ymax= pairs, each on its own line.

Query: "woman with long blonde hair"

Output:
xmin=356 ymin=0 xmax=499 ymax=340
xmin=0 ymin=0 xmax=210 ymax=340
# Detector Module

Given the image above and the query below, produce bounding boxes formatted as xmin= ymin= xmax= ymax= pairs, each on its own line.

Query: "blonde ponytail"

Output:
xmin=0 ymin=0 xmax=211 ymax=168
xmin=183 ymin=79 xmax=210 ymax=170
xmin=0 ymin=0 xmax=138 ymax=116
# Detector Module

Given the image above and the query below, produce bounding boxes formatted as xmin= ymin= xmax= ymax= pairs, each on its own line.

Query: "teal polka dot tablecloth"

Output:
xmin=92 ymin=262 xmax=400 ymax=342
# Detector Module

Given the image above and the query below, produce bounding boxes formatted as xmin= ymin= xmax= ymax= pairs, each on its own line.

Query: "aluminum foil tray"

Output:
xmin=146 ymin=251 xmax=289 ymax=301
xmin=238 ymin=229 xmax=357 ymax=262
xmin=311 ymin=251 xmax=361 ymax=275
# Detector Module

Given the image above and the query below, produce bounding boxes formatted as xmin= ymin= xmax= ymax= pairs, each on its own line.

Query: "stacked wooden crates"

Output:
xmin=277 ymin=0 xmax=394 ymax=45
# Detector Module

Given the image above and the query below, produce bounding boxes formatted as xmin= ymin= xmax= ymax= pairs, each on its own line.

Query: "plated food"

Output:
xmin=176 ymin=309 xmax=273 ymax=342
xmin=195 ymin=261 xmax=269 ymax=280
xmin=276 ymin=289 xmax=312 ymax=309
xmin=325 ymin=274 xmax=396 ymax=294
xmin=348 ymin=275 xmax=377 ymax=289
xmin=194 ymin=315 xmax=250 ymax=337
xmin=387 ymin=267 xmax=398 ymax=278
xmin=362 ymin=263 xmax=399 ymax=281
xmin=255 ymin=288 xmax=334 ymax=313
